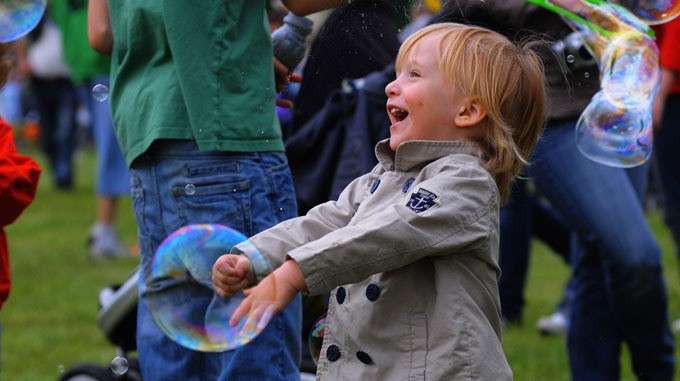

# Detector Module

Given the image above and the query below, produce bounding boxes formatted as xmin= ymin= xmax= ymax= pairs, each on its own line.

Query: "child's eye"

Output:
xmin=409 ymin=70 xmax=421 ymax=78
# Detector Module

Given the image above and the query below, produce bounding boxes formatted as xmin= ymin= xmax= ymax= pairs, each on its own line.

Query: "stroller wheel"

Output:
xmin=58 ymin=362 xmax=114 ymax=381
xmin=58 ymin=359 xmax=142 ymax=381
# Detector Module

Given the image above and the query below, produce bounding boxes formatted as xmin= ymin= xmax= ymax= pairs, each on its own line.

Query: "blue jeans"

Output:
xmin=527 ymin=121 xmax=674 ymax=381
xmin=655 ymin=93 xmax=680 ymax=262
xmin=130 ymin=140 xmax=302 ymax=380
xmin=499 ymin=178 xmax=572 ymax=322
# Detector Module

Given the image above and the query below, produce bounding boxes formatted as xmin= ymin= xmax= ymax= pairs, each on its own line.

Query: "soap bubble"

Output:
xmin=91 ymin=83 xmax=109 ymax=102
xmin=0 ymin=0 xmax=46 ymax=42
xmin=540 ymin=0 xmax=664 ymax=168
xmin=147 ymin=223 xmax=274 ymax=352
xmin=599 ymin=31 xmax=660 ymax=109
xmin=611 ymin=0 xmax=680 ymax=25
xmin=110 ymin=356 xmax=129 ymax=375
xmin=308 ymin=314 xmax=327 ymax=365
xmin=575 ymin=91 xmax=652 ymax=167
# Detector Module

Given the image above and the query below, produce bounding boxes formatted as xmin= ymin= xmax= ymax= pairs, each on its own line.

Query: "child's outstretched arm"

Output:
xmin=228 ymin=259 xmax=306 ymax=327
xmin=212 ymin=254 xmax=254 ymax=297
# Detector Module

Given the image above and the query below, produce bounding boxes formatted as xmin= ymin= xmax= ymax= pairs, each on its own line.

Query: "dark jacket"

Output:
xmin=286 ymin=66 xmax=394 ymax=215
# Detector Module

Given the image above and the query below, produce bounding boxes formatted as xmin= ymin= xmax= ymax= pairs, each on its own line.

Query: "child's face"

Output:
xmin=385 ymin=34 xmax=471 ymax=151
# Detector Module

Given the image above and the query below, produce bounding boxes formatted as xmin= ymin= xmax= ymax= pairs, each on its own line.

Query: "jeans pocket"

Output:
xmin=172 ymin=176 xmax=252 ymax=235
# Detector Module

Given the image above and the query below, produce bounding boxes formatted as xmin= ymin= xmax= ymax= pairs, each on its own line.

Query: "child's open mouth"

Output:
xmin=389 ymin=106 xmax=408 ymax=122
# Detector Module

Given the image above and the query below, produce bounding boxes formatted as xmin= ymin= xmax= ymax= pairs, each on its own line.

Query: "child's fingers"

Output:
xmin=237 ymin=301 xmax=276 ymax=338
xmin=213 ymin=256 xmax=244 ymax=276
xmin=229 ymin=294 xmax=251 ymax=327
xmin=213 ymin=278 xmax=248 ymax=298
xmin=213 ymin=268 xmax=244 ymax=284
xmin=256 ymin=304 xmax=276 ymax=331
xmin=212 ymin=256 xmax=249 ymax=296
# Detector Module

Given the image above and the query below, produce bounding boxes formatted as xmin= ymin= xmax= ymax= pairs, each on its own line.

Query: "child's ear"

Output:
xmin=454 ymin=97 xmax=487 ymax=128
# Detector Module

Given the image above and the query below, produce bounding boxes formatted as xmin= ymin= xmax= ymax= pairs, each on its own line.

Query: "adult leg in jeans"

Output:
xmin=527 ymin=121 xmax=674 ymax=381
xmin=655 ymin=94 xmax=680 ymax=267
xmin=498 ymin=179 xmax=532 ymax=324
xmin=130 ymin=140 xmax=302 ymax=380
xmin=499 ymin=179 xmax=572 ymax=325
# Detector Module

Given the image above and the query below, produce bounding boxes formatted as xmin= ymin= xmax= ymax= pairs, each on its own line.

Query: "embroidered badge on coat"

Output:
xmin=406 ymin=188 xmax=440 ymax=213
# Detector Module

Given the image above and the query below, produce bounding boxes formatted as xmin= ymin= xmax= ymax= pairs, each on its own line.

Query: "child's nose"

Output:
xmin=385 ymin=80 xmax=398 ymax=97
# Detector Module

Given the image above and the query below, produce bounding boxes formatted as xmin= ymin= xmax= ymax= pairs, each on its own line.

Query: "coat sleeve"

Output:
xmin=289 ymin=159 xmax=499 ymax=295
xmin=0 ymin=121 xmax=41 ymax=228
xmin=234 ymin=172 xmax=372 ymax=282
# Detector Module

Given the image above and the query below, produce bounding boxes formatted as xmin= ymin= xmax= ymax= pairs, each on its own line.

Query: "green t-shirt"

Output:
xmin=108 ymin=0 xmax=283 ymax=166
xmin=50 ymin=0 xmax=111 ymax=83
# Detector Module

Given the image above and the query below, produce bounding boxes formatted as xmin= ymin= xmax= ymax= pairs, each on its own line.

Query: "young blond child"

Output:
xmin=213 ymin=22 xmax=546 ymax=380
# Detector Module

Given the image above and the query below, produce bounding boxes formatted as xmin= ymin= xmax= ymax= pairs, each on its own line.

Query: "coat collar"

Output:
xmin=375 ymin=139 xmax=483 ymax=172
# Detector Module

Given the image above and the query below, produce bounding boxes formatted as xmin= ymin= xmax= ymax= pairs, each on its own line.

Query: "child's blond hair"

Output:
xmin=397 ymin=23 xmax=546 ymax=203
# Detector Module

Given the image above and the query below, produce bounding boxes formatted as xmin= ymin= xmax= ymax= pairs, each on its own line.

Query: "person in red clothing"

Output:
xmin=652 ymin=16 xmax=680 ymax=331
xmin=0 ymin=40 xmax=42 ymax=373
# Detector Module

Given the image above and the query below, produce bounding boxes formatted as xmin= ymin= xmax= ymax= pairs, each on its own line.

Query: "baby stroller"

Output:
xmin=59 ymin=268 xmax=142 ymax=381
xmin=58 ymin=267 xmax=319 ymax=380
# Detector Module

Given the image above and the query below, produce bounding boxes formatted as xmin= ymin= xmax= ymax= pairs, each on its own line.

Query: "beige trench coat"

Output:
xmin=237 ymin=140 xmax=512 ymax=380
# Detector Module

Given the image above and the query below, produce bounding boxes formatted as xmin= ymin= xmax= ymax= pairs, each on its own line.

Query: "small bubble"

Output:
xmin=91 ymin=84 xmax=109 ymax=102
xmin=308 ymin=315 xmax=327 ymax=365
xmin=566 ymin=55 xmax=575 ymax=64
xmin=184 ymin=184 xmax=196 ymax=195
xmin=58 ymin=364 xmax=65 ymax=374
xmin=584 ymin=72 xmax=590 ymax=78
xmin=110 ymin=356 xmax=129 ymax=375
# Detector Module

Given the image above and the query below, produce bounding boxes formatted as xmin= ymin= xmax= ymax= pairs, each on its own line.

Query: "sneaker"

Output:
xmin=672 ymin=319 xmax=680 ymax=333
xmin=88 ymin=224 xmax=130 ymax=260
xmin=536 ymin=310 xmax=569 ymax=336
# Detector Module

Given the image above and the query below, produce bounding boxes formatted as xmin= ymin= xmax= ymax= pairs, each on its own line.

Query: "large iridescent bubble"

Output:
xmin=599 ymin=31 xmax=660 ymax=109
xmin=535 ymin=0 xmax=660 ymax=167
xmin=611 ymin=0 xmax=680 ymax=24
xmin=575 ymin=90 xmax=653 ymax=167
xmin=147 ymin=223 xmax=274 ymax=352
xmin=0 ymin=0 xmax=46 ymax=43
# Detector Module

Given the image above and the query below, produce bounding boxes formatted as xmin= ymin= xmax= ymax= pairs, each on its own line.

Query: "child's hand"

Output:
xmin=212 ymin=254 xmax=254 ymax=297
xmin=229 ymin=259 xmax=307 ymax=327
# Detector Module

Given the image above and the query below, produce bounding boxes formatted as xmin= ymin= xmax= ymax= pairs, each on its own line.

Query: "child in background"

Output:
xmin=0 ymin=41 xmax=41 ymax=372
xmin=213 ymin=23 xmax=546 ymax=380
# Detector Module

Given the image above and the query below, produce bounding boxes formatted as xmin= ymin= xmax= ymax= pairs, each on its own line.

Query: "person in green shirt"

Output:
xmin=88 ymin=0 xmax=349 ymax=379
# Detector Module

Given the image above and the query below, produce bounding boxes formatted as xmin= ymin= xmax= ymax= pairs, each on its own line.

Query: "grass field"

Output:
xmin=3 ymin=145 xmax=680 ymax=380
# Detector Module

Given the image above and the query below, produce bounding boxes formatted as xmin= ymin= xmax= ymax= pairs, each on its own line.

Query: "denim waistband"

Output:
xmin=140 ymin=139 xmax=260 ymax=160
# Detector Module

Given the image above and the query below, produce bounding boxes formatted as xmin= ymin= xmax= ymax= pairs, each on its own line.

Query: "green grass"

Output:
xmin=3 ymin=144 xmax=680 ymax=380
xmin=4 ymin=145 xmax=139 ymax=380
